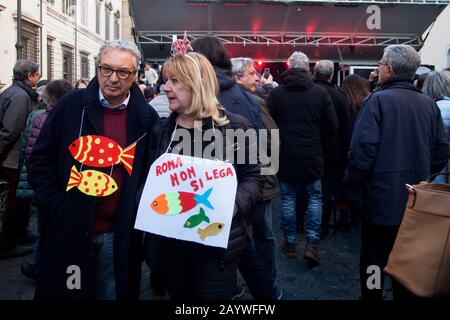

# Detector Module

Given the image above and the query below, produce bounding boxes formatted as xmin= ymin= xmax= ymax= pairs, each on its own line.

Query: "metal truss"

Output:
xmin=137 ymin=31 xmax=423 ymax=47
xmin=271 ymin=0 xmax=450 ymax=4
xmin=186 ymin=0 xmax=450 ymax=5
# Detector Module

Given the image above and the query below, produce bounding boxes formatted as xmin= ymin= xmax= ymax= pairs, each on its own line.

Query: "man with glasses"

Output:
xmin=28 ymin=40 xmax=159 ymax=299
xmin=0 ymin=59 xmax=40 ymax=258
xmin=346 ymin=45 xmax=448 ymax=299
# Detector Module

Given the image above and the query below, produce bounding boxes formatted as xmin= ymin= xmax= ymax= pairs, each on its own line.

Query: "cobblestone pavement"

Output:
xmin=1 ymin=197 xmax=390 ymax=300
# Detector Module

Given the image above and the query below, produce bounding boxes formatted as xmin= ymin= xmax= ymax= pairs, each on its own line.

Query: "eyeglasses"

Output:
xmin=98 ymin=65 xmax=135 ymax=80
xmin=377 ymin=61 xmax=390 ymax=67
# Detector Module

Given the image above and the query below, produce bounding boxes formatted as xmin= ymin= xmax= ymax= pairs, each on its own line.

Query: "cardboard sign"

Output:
xmin=135 ymin=153 xmax=237 ymax=248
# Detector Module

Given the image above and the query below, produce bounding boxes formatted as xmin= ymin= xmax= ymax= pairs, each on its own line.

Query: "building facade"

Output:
xmin=420 ymin=5 xmax=450 ymax=71
xmin=0 ymin=0 xmax=129 ymax=91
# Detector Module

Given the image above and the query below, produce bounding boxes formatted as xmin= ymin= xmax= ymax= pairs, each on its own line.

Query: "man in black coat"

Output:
xmin=268 ymin=51 xmax=339 ymax=265
xmin=0 ymin=59 xmax=40 ymax=257
xmin=346 ymin=44 xmax=448 ymax=300
xmin=27 ymin=40 xmax=159 ymax=300
xmin=191 ymin=36 xmax=262 ymax=131
xmin=231 ymin=57 xmax=282 ymax=300
xmin=313 ymin=60 xmax=353 ymax=235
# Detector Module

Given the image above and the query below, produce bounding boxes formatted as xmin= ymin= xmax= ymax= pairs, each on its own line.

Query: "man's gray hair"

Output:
xmin=383 ymin=45 xmax=420 ymax=79
xmin=422 ymin=70 xmax=450 ymax=100
xmin=288 ymin=51 xmax=309 ymax=71
xmin=13 ymin=59 xmax=39 ymax=81
xmin=231 ymin=57 xmax=254 ymax=77
xmin=314 ymin=60 xmax=334 ymax=80
xmin=96 ymin=40 xmax=141 ymax=70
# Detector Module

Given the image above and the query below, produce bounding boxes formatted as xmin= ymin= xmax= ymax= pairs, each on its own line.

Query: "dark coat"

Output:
xmin=27 ymin=78 xmax=159 ymax=299
xmin=25 ymin=110 xmax=49 ymax=163
xmin=346 ymin=78 xmax=449 ymax=226
xmin=147 ymin=110 xmax=264 ymax=264
xmin=239 ymin=85 xmax=279 ymax=201
xmin=215 ymin=66 xmax=262 ymax=130
xmin=268 ymin=68 xmax=339 ymax=183
xmin=16 ymin=109 xmax=45 ymax=200
xmin=314 ymin=79 xmax=353 ymax=169
xmin=0 ymin=81 xmax=37 ymax=168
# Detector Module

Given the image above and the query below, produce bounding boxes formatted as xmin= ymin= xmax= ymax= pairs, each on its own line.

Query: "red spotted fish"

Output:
xmin=68 ymin=135 xmax=136 ymax=175
xmin=66 ymin=166 xmax=118 ymax=197
xmin=151 ymin=187 xmax=214 ymax=215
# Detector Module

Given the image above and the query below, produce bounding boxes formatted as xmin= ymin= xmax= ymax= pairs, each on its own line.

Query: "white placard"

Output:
xmin=135 ymin=153 xmax=237 ymax=248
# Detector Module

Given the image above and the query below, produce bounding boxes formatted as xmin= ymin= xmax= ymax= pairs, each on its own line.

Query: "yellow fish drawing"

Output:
xmin=66 ymin=166 xmax=118 ymax=197
xmin=197 ymin=222 xmax=225 ymax=240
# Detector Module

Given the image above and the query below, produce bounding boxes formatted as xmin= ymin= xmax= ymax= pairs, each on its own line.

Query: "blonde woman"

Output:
xmin=145 ymin=51 xmax=263 ymax=300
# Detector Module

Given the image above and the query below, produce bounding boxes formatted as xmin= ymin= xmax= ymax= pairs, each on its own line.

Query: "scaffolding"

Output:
xmin=186 ymin=0 xmax=450 ymax=4
xmin=137 ymin=31 xmax=423 ymax=47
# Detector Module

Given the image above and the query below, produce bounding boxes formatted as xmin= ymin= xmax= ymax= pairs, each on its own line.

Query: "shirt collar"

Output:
xmin=99 ymin=89 xmax=130 ymax=110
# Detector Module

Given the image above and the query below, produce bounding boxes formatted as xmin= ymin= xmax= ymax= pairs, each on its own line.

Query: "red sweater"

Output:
xmin=92 ymin=108 xmax=128 ymax=234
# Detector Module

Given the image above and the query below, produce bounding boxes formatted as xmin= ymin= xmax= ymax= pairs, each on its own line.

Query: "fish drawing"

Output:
xmin=183 ymin=208 xmax=210 ymax=228
xmin=66 ymin=166 xmax=118 ymax=197
xmin=151 ymin=187 xmax=214 ymax=215
xmin=68 ymin=135 xmax=136 ymax=175
xmin=198 ymin=222 xmax=225 ymax=240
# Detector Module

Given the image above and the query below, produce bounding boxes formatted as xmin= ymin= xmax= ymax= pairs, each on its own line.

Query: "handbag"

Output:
xmin=384 ymin=172 xmax=450 ymax=298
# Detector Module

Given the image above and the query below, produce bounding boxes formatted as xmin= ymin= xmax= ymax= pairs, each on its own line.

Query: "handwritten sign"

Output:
xmin=135 ymin=153 xmax=237 ymax=248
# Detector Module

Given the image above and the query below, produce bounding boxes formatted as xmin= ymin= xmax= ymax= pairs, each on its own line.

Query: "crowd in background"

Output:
xmin=0 ymin=38 xmax=449 ymax=300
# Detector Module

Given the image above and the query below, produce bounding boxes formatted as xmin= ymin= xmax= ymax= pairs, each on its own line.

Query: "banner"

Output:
xmin=135 ymin=153 xmax=237 ymax=248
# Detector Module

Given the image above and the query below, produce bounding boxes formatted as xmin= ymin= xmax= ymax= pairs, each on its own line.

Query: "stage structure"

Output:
xmin=129 ymin=0 xmax=448 ymax=66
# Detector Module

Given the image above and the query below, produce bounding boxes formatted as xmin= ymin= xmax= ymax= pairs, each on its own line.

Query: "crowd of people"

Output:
xmin=0 ymin=36 xmax=448 ymax=300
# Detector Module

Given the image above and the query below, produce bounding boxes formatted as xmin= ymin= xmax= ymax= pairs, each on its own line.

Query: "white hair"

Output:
xmin=231 ymin=57 xmax=254 ymax=77
xmin=314 ymin=60 xmax=334 ymax=80
xmin=422 ymin=71 xmax=450 ymax=100
xmin=383 ymin=45 xmax=420 ymax=79
xmin=288 ymin=51 xmax=309 ymax=71
xmin=96 ymin=40 xmax=141 ymax=70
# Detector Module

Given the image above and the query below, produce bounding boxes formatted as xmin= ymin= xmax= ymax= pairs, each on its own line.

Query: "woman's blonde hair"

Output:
xmin=163 ymin=52 xmax=229 ymax=126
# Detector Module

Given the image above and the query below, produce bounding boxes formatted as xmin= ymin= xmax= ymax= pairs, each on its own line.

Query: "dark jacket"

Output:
xmin=346 ymin=77 xmax=449 ymax=226
xmin=314 ymin=79 xmax=353 ymax=169
xmin=27 ymin=78 xmax=159 ymax=299
xmin=268 ymin=68 xmax=339 ymax=183
xmin=238 ymin=85 xmax=279 ymax=201
xmin=215 ymin=66 xmax=262 ymax=130
xmin=149 ymin=110 xmax=264 ymax=264
xmin=16 ymin=109 xmax=45 ymax=200
xmin=0 ymin=81 xmax=38 ymax=169
xmin=25 ymin=110 xmax=49 ymax=163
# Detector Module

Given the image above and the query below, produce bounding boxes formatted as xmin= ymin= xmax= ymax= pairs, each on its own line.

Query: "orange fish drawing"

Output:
xmin=68 ymin=135 xmax=136 ymax=175
xmin=151 ymin=188 xmax=214 ymax=215
xmin=66 ymin=166 xmax=118 ymax=197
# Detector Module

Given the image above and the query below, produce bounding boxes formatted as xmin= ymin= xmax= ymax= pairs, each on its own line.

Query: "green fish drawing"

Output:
xmin=184 ymin=208 xmax=210 ymax=229
xmin=198 ymin=222 xmax=225 ymax=240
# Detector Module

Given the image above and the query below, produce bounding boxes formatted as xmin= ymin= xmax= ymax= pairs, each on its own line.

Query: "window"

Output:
xmin=80 ymin=0 xmax=87 ymax=25
xmin=447 ymin=48 xmax=450 ymax=69
xmin=114 ymin=18 xmax=119 ymax=39
xmin=105 ymin=7 xmax=111 ymax=41
xmin=62 ymin=45 xmax=74 ymax=84
xmin=80 ymin=53 xmax=89 ymax=79
xmin=94 ymin=56 xmax=98 ymax=76
xmin=21 ymin=20 xmax=40 ymax=63
xmin=47 ymin=38 xmax=54 ymax=80
xmin=62 ymin=0 xmax=77 ymax=16
xmin=96 ymin=2 xmax=101 ymax=34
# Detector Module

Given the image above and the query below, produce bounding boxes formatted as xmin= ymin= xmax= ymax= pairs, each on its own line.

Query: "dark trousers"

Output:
xmin=160 ymin=238 xmax=238 ymax=300
xmin=239 ymin=199 xmax=278 ymax=300
xmin=0 ymin=167 xmax=31 ymax=249
xmin=322 ymin=166 xmax=339 ymax=233
xmin=360 ymin=223 xmax=399 ymax=300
